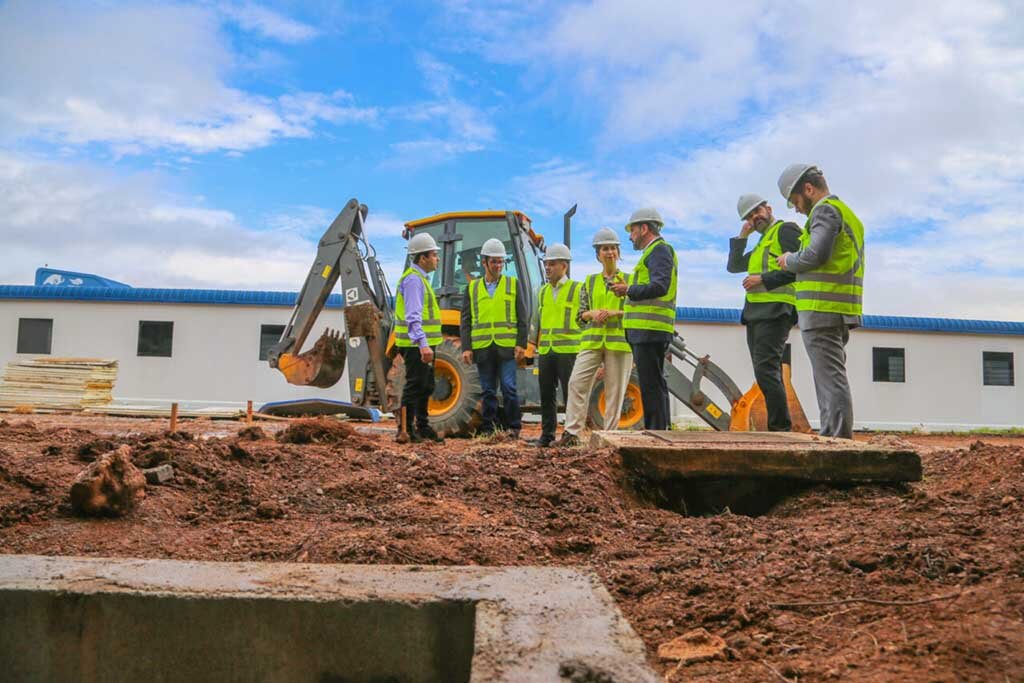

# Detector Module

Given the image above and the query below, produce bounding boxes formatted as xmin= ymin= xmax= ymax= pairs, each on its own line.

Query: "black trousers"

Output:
xmin=746 ymin=317 xmax=793 ymax=431
xmin=632 ymin=341 xmax=670 ymax=430
xmin=538 ymin=352 xmax=575 ymax=439
xmin=400 ymin=346 xmax=435 ymax=431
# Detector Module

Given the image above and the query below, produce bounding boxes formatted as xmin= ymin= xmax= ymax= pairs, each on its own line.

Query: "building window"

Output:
xmin=983 ymin=352 xmax=1014 ymax=386
xmin=138 ymin=321 xmax=173 ymax=357
xmin=259 ymin=324 xmax=286 ymax=361
xmin=872 ymin=347 xmax=905 ymax=383
xmin=17 ymin=318 xmax=53 ymax=354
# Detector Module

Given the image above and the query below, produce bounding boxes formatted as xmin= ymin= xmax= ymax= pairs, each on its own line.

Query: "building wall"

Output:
xmin=670 ymin=324 xmax=1023 ymax=430
xmin=0 ymin=300 xmax=351 ymax=405
xmin=2 ymin=299 xmax=1021 ymax=428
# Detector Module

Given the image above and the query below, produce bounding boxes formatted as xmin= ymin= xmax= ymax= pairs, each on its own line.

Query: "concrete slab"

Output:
xmin=0 ymin=555 xmax=657 ymax=683
xmin=593 ymin=430 xmax=922 ymax=483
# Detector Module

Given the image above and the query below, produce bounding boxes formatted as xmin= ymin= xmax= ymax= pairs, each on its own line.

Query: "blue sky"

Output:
xmin=2 ymin=0 xmax=1023 ymax=320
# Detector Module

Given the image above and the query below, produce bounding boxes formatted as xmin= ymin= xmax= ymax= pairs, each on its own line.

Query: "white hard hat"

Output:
xmin=737 ymin=193 xmax=767 ymax=220
xmin=592 ymin=227 xmax=620 ymax=247
xmin=407 ymin=232 xmax=439 ymax=256
xmin=543 ymin=243 xmax=572 ymax=261
xmin=778 ymin=163 xmax=820 ymax=208
xmin=481 ymin=238 xmax=507 ymax=259
xmin=625 ymin=207 xmax=663 ymax=231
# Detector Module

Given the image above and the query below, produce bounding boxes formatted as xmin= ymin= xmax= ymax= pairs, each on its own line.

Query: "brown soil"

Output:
xmin=1 ymin=415 xmax=1022 ymax=681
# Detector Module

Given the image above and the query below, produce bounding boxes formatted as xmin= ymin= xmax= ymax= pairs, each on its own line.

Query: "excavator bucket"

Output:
xmin=276 ymin=329 xmax=348 ymax=388
xmin=728 ymin=361 xmax=812 ymax=433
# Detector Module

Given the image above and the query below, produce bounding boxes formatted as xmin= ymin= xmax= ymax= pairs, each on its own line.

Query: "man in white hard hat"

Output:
xmin=774 ymin=164 xmax=865 ymax=439
xmin=726 ymin=194 xmax=801 ymax=431
xmin=609 ymin=208 xmax=677 ymax=430
xmin=555 ymin=227 xmax=633 ymax=447
xmin=394 ymin=231 xmax=444 ymax=443
xmin=459 ymin=238 xmax=528 ymax=438
xmin=529 ymin=243 xmax=582 ymax=447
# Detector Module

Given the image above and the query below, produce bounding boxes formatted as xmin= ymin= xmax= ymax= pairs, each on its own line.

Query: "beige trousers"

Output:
xmin=564 ymin=348 xmax=634 ymax=435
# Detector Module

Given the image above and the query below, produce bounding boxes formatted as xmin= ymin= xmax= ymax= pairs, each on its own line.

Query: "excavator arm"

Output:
xmin=266 ymin=198 xmax=395 ymax=409
xmin=665 ymin=334 xmax=744 ymax=431
xmin=664 ymin=334 xmax=810 ymax=432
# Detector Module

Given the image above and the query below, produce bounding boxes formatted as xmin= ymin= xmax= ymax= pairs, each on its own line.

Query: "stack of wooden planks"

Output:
xmin=0 ymin=358 xmax=118 ymax=411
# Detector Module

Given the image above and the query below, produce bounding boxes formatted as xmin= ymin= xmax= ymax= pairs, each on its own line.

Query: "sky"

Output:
xmin=2 ymin=0 xmax=1023 ymax=321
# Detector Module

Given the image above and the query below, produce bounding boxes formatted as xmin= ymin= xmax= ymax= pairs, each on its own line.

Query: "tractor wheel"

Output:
xmin=587 ymin=369 xmax=645 ymax=431
xmin=386 ymin=336 xmax=482 ymax=437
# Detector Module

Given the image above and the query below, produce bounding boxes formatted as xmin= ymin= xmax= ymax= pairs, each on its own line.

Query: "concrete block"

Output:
xmin=593 ymin=430 xmax=922 ymax=483
xmin=0 ymin=555 xmax=657 ymax=682
xmin=143 ymin=464 xmax=174 ymax=485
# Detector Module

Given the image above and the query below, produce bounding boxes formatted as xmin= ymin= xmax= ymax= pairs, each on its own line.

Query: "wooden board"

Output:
xmin=0 ymin=358 xmax=117 ymax=410
xmin=592 ymin=430 xmax=922 ymax=483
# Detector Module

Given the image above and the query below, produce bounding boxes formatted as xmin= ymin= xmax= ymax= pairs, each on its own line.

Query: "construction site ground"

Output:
xmin=1 ymin=414 xmax=1022 ymax=681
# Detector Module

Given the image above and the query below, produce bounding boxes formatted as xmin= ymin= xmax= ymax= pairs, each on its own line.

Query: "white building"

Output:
xmin=1 ymin=280 xmax=1021 ymax=430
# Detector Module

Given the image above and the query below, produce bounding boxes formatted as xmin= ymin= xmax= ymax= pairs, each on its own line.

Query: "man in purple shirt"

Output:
xmin=394 ymin=232 xmax=444 ymax=443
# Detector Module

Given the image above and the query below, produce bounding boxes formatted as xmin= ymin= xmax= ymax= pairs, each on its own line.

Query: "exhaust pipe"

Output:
xmin=563 ymin=204 xmax=577 ymax=276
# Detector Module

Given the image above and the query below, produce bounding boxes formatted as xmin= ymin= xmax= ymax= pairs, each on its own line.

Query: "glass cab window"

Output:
xmin=402 ymin=222 xmax=445 ymax=291
xmin=453 ymin=220 xmax=517 ymax=293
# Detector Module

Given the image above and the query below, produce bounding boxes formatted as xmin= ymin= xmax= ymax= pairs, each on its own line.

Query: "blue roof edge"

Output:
xmin=1 ymin=285 xmax=1022 ymax=336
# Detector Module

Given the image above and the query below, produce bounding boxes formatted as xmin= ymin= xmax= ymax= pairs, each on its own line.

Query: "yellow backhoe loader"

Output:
xmin=266 ymin=199 xmax=809 ymax=434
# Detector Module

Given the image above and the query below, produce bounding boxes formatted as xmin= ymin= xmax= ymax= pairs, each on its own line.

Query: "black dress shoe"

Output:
xmin=531 ymin=435 xmax=554 ymax=448
xmin=417 ymin=425 xmax=444 ymax=443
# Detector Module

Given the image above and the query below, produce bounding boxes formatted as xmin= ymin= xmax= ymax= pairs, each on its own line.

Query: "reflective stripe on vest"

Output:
xmin=580 ymin=272 xmax=631 ymax=352
xmin=469 ymin=275 xmax=518 ymax=349
xmin=795 ymin=197 xmax=865 ymax=316
xmin=623 ymin=238 xmax=678 ymax=334
xmin=394 ymin=267 xmax=443 ymax=347
xmin=746 ymin=220 xmax=796 ymax=306
xmin=538 ymin=280 xmax=582 ymax=355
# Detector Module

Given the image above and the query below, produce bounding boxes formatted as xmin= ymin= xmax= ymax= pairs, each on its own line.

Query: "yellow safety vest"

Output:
xmin=623 ymin=238 xmax=677 ymax=334
xmin=795 ymin=198 xmax=865 ymax=316
xmin=580 ymin=272 xmax=631 ymax=352
xmin=394 ymin=267 xmax=442 ymax=347
xmin=746 ymin=220 xmax=796 ymax=306
xmin=469 ymin=275 xmax=517 ymax=349
xmin=537 ymin=280 xmax=582 ymax=355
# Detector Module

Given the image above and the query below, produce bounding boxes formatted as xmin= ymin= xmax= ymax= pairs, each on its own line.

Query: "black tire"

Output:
xmin=386 ymin=337 xmax=482 ymax=437
xmin=587 ymin=368 xmax=644 ymax=431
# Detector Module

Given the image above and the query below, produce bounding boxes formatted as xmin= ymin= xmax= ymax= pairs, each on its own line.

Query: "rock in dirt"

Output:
xmin=143 ymin=464 xmax=174 ymax=485
xmin=257 ymin=500 xmax=285 ymax=518
xmin=236 ymin=425 xmax=267 ymax=441
xmin=657 ymin=628 xmax=727 ymax=665
xmin=70 ymin=445 xmax=146 ymax=517
xmin=276 ymin=418 xmax=355 ymax=445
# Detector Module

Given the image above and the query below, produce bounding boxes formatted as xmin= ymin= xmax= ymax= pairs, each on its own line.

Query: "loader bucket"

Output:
xmin=728 ymin=362 xmax=812 ymax=433
xmin=276 ymin=329 xmax=348 ymax=388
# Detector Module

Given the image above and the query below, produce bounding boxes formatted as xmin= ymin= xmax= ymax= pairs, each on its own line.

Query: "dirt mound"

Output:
xmin=0 ymin=419 xmax=38 ymax=436
xmin=77 ymin=439 xmax=120 ymax=461
xmin=0 ymin=416 xmax=1022 ymax=681
xmin=236 ymin=425 xmax=268 ymax=441
xmin=276 ymin=418 xmax=357 ymax=445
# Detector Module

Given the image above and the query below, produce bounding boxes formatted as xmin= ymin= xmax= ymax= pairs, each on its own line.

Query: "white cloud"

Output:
xmin=0 ymin=2 xmax=374 ymax=154
xmin=496 ymin=0 xmax=1024 ymax=320
xmin=385 ymin=54 xmax=497 ymax=168
xmin=0 ymin=152 xmax=316 ymax=289
xmin=219 ymin=2 xmax=319 ymax=43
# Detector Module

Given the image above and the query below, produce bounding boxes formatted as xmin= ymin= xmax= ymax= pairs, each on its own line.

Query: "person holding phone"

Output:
xmin=726 ymin=193 xmax=801 ymax=431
